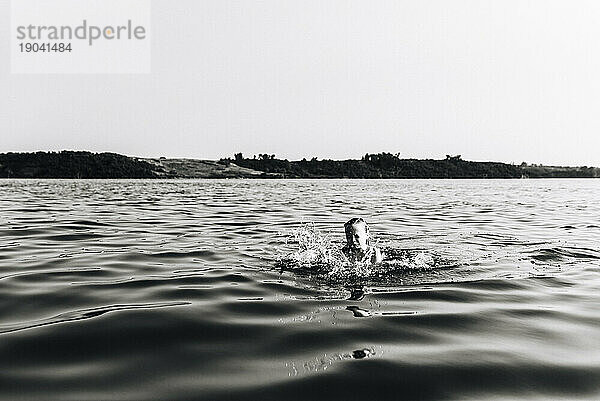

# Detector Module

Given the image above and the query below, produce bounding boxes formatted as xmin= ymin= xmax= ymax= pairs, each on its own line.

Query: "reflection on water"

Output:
xmin=1 ymin=178 xmax=600 ymax=400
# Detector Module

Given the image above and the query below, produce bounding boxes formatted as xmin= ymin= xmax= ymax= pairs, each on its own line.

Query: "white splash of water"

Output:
xmin=276 ymin=223 xmax=438 ymax=282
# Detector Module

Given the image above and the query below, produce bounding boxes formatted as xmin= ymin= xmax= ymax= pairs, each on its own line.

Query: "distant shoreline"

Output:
xmin=1 ymin=151 xmax=598 ymax=179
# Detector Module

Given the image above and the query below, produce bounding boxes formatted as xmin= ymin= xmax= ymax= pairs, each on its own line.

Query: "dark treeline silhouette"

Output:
xmin=0 ymin=151 xmax=162 ymax=178
xmin=1 ymin=151 xmax=597 ymax=178
xmin=520 ymin=164 xmax=599 ymax=178
xmin=220 ymin=153 xmax=524 ymax=178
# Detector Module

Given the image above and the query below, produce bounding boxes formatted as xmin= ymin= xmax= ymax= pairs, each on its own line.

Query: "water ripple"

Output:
xmin=1 ymin=179 xmax=600 ymax=400
xmin=0 ymin=302 xmax=190 ymax=335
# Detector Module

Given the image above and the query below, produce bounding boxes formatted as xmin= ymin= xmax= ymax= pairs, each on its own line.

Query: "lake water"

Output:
xmin=1 ymin=179 xmax=599 ymax=401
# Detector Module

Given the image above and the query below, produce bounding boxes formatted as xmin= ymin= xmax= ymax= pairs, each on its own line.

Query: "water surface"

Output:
xmin=1 ymin=179 xmax=599 ymax=400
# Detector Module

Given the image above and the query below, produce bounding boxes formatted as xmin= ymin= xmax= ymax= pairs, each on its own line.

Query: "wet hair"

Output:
xmin=344 ymin=217 xmax=370 ymax=235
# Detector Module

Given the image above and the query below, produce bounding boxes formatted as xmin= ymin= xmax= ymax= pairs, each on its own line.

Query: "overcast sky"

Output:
xmin=2 ymin=0 xmax=600 ymax=165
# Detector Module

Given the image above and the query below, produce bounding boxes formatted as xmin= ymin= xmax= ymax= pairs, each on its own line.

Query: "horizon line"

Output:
xmin=1 ymin=149 xmax=598 ymax=168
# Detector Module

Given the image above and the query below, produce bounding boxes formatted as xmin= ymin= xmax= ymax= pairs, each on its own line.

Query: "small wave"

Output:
xmin=529 ymin=246 xmax=600 ymax=262
xmin=146 ymin=250 xmax=218 ymax=259
xmin=42 ymin=233 xmax=110 ymax=241
xmin=55 ymin=220 xmax=114 ymax=229
xmin=0 ymin=302 xmax=190 ymax=335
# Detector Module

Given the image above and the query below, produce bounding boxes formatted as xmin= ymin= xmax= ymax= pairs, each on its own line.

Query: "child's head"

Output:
xmin=344 ymin=218 xmax=370 ymax=250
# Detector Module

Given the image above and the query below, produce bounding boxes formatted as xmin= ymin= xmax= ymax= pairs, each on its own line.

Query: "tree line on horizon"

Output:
xmin=219 ymin=152 xmax=523 ymax=178
xmin=0 ymin=150 xmax=597 ymax=178
xmin=0 ymin=151 xmax=161 ymax=178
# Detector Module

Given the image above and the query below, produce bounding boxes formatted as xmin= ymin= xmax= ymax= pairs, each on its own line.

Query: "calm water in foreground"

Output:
xmin=1 ymin=179 xmax=599 ymax=401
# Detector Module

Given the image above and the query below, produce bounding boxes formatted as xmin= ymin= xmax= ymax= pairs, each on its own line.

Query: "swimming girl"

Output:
xmin=341 ymin=218 xmax=383 ymax=264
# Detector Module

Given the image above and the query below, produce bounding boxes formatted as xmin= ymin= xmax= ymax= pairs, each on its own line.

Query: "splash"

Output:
xmin=276 ymin=223 xmax=352 ymax=274
xmin=276 ymin=223 xmax=440 ymax=283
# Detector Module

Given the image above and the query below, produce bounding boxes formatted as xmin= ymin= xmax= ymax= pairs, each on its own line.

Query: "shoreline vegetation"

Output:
xmin=0 ymin=151 xmax=598 ymax=179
